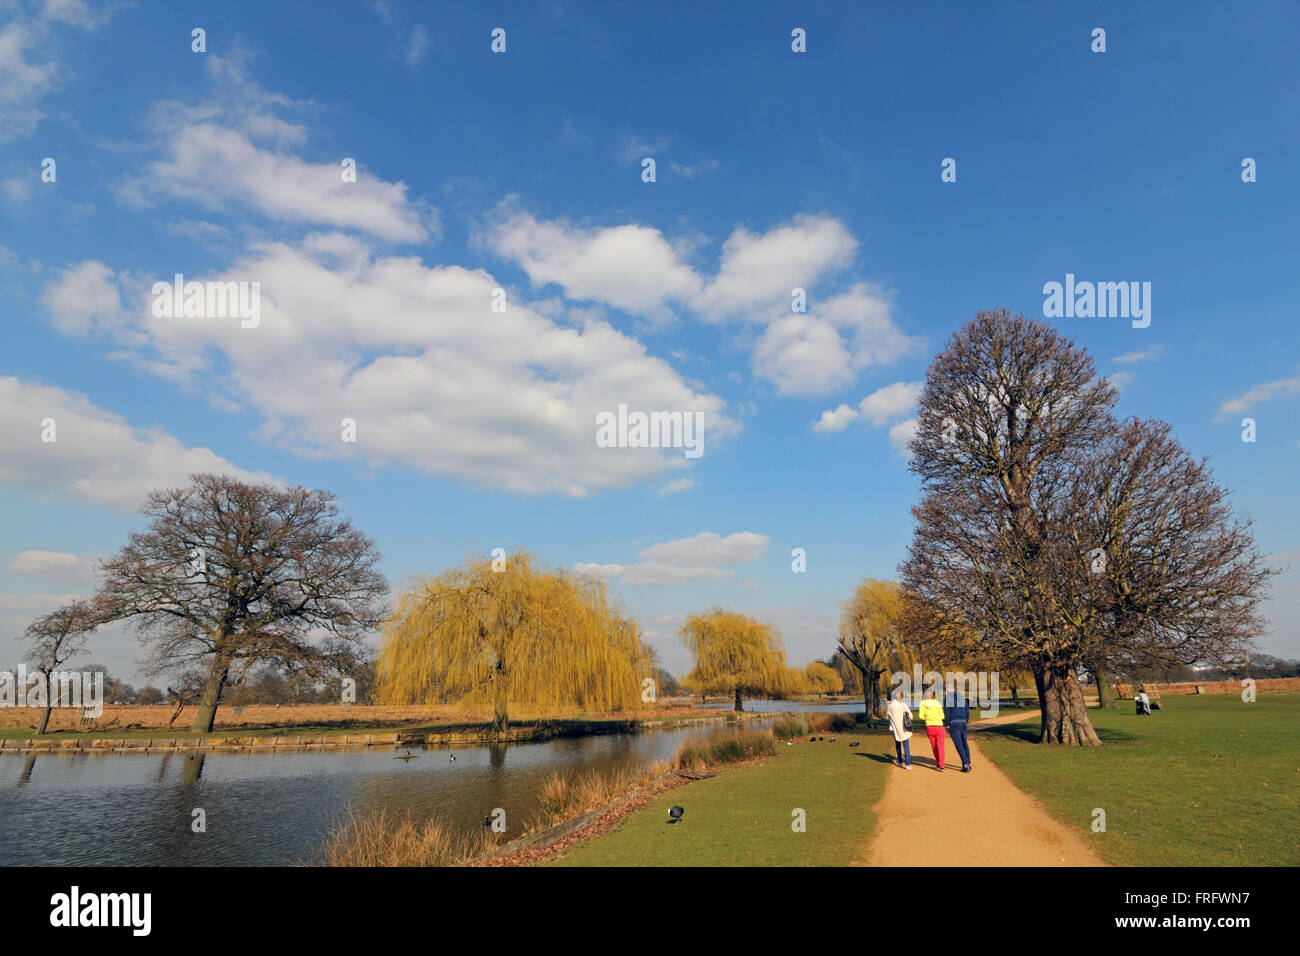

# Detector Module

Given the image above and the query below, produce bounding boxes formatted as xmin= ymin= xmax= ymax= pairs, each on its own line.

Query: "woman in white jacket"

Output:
xmin=885 ymin=690 xmax=914 ymax=769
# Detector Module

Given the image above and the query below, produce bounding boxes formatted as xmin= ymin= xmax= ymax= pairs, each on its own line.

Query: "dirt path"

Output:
xmin=855 ymin=710 xmax=1107 ymax=867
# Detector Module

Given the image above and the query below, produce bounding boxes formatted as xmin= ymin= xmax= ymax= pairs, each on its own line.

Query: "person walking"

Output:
xmin=943 ymin=680 xmax=972 ymax=772
xmin=885 ymin=690 xmax=913 ymax=769
xmin=918 ymin=690 xmax=947 ymax=771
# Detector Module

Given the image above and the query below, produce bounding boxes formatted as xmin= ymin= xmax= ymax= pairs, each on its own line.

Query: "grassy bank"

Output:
xmin=546 ymin=726 xmax=890 ymax=867
xmin=977 ymin=692 xmax=1300 ymax=866
xmin=0 ymin=706 xmax=744 ymax=743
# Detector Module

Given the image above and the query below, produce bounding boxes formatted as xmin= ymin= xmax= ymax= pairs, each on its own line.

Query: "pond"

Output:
xmin=0 ymin=703 xmax=860 ymax=866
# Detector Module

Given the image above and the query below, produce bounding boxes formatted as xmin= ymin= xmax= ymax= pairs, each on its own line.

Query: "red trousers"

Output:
xmin=926 ymin=725 xmax=946 ymax=769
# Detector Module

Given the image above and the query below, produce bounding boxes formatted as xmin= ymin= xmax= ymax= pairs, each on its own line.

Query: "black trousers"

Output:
xmin=948 ymin=720 xmax=970 ymax=767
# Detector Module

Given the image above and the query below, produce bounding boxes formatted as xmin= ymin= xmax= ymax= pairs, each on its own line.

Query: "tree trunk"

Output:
xmin=857 ymin=667 xmax=870 ymax=725
xmin=190 ymin=654 xmax=232 ymax=733
xmin=1095 ymin=665 xmax=1118 ymax=708
xmin=1010 ymin=682 xmax=1019 ymax=701
xmin=733 ymin=687 xmax=744 ymax=712
xmin=37 ymin=704 xmax=53 ymax=735
xmin=491 ymin=658 xmax=509 ymax=732
xmin=1035 ymin=664 xmax=1101 ymax=745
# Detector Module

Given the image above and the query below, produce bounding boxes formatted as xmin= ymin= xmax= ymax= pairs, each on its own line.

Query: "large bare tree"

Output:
xmin=902 ymin=311 xmax=1273 ymax=745
xmin=904 ymin=310 xmax=1117 ymax=744
xmin=93 ymin=474 xmax=387 ymax=732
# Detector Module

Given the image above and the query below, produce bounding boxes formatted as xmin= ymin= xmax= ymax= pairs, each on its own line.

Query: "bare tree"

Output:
xmin=93 ymin=474 xmax=387 ymax=732
xmin=903 ymin=312 xmax=1273 ymax=745
xmin=1059 ymin=418 xmax=1274 ymax=695
xmin=904 ymin=310 xmax=1117 ymax=744
xmin=23 ymin=599 xmax=105 ymax=734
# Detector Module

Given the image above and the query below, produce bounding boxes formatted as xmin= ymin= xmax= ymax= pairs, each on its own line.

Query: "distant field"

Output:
xmin=977 ymin=693 xmax=1300 ymax=866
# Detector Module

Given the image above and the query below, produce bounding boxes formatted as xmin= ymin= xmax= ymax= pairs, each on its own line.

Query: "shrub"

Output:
xmin=772 ymin=714 xmax=810 ymax=740
xmin=673 ymin=728 xmax=776 ymax=771
xmin=807 ymin=712 xmax=857 ymax=733
xmin=320 ymin=807 xmax=493 ymax=867
xmin=527 ymin=760 xmax=669 ymax=833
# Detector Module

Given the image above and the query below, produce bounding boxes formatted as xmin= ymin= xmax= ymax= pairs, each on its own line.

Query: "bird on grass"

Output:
xmin=849 ymin=742 xmax=860 ymax=748
xmin=667 ymin=806 xmax=684 ymax=824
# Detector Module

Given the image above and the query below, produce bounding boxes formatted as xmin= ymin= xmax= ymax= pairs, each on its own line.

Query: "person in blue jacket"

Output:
xmin=943 ymin=679 xmax=972 ymax=772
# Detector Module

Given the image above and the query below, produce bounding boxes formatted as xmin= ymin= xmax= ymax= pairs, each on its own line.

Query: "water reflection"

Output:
xmin=0 ymin=705 xmax=859 ymax=866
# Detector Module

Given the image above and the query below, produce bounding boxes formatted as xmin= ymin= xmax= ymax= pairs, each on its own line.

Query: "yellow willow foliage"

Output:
xmin=680 ymin=608 xmax=787 ymax=697
xmin=376 ymin=552 xmax=651 ymax=720
xmin=805 ymin=661 xmax=844 ymax=695
xmin=840 ymin=578 xmax=916 ymax=685
xmin=777 ymin=665 xmax=812 ymax=697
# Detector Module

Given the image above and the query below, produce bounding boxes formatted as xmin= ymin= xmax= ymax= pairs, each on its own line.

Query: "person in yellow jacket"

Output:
xmin=918 ymin=690 xmax=947 ymax=771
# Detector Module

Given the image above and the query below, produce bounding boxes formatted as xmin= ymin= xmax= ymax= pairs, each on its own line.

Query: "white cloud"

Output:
xmin=573 ymin=562 xmax=625 ymax=579
xmin=484 ymin=204 xmax=702 ymax=316
xmin=619 ymin=562 xmax=734 ymax=587
xmin=754 ymin=607 xmax=839 ymax=667
xmin=2 ymin=176 xmax=34 ymax=204
xmin=118 ymin=54 xmax=434 ymax=242
xmin=0 ymin=1 xmax=116 ymax=143
xmin=858 ymin=380 xmax=923 ymax=425
xmin=405 ymin=24 xmax=429 ymax=66
xmin=575 ymin=532 xmax=767 ymax=589
xmin=0 ymin=376 xmax=278 ymax=512
xmin=44 ymin=237 xmax=736 ymax=497
xmin=638 ymin=531 xmax=769 ymax=566
xmin=888 ymin=417 xmax=919 ymax=453
xmin=1216 ymin=375 xmax=1300 ymax=422
xmin=0 ymin=592 xmax=143 ymax=680
xmin=3 ymin=550 xmax=101 ymax=589
xmin=5 ymin=549 xmax=78 ymax=574
xmin=696 ymin=215 xmax=858 ymax=320
xmin=40 ymin=260 xmax=128 ymax=338
xmin=668 ymin=158 xmax=719 ymax=179
xmin=738 ymin=577 xmax=759 ymax=591
xmin=574 ymin=561 xmax=733 ymax=587
xmin=618 ymin=133 xmax=671 ymax=163
xmin=1111 ymin=344 xmax=1164 ymax=364
xmin=487 ymin=208 xmax=917 ymax=395
xmin=656 ymin=476 xmax=696 ymax=496
xmin=813 ymin=381 xmax=923 ymax=433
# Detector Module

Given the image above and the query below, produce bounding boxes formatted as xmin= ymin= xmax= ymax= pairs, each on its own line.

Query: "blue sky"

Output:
xmin=2 ymin=0 xmax=1297 ymax=682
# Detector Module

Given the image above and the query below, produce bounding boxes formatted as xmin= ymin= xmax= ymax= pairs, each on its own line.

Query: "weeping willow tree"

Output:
xmin=377 ymin=552 xmax=650 ymax=730
xmin=805 ymin=661 xmax=845 ymax=697
xmin=839 ymin=579 xmax=916 ymax=725
xmin=680 ymin=608 xmax=787 ymax=712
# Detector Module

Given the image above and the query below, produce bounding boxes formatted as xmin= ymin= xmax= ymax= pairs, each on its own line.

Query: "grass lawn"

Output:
xmin=977 ymin=692 xmax=1300 ymax=866
xmin=546 ymin=726 xmax=890 ymax=866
